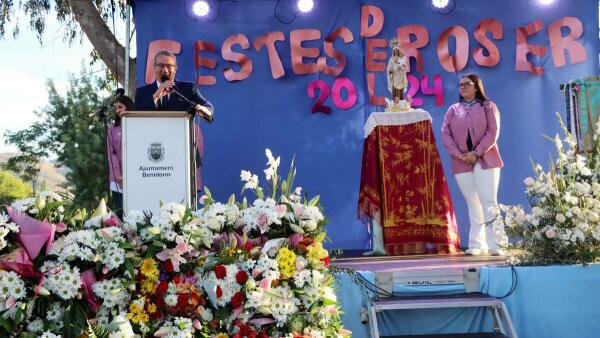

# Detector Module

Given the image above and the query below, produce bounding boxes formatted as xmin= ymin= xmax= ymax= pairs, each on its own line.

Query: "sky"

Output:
xmin=0 ymin=13 xmax=132 ymax=154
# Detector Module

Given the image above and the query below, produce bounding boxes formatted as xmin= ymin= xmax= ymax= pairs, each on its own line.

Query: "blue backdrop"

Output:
xmin=133 ymin=0 xmax=599 ymax=250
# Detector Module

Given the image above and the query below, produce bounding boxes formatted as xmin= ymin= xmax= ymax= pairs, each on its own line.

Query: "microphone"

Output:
xmin=160 ymin=75 xmax=173 ymax=92
xmin=88 ymin=105 xmax=108 ymax=118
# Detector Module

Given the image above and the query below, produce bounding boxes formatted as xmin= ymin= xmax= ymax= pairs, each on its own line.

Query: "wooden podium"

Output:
xmin=121 ymin=111 xmax=196 ymax=214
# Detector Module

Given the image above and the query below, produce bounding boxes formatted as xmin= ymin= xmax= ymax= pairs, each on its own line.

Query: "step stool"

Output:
xmin=367 ymin=292 xmax=518 ymax=338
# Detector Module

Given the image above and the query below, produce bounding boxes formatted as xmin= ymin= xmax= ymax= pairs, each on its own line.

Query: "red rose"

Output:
xmin=214 ymin=264 xmax=227 ymax=279
xmin=236 ymin=270 xmax=248 ymax=285
xmin=244 ymin=241 xmax=253 ymax=251
xmin=177 ymin=293 xmax=188 ymax=310
xmin=156 ymin=281 xmax=168 ymax=293
xmin=231 ymin=291 xmax=245 ymax=309
xmin=164 ymin=260 xmax=174 ymax=272
xmin=216 ymin=285 xmax=223 ymax=298
xmin=321 ymin=256 xmax=331 ymax=267
xmin=149 ymin=308 xmax=163 ymax=320
xmin=232 ymin=320 xmax=258 ymax=338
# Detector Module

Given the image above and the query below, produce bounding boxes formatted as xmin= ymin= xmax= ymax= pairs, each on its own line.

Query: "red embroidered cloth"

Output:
xmin=358 ymin=111 xmax=460 ymax=255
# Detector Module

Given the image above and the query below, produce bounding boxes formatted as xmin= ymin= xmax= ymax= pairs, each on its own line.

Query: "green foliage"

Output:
xmin=0 ymin=170 xmax=33 ymax=205
xmin=62 ymin=300 xmax=89 ymax=338
xmin=87 ymin=323 xmax=111 ymax=338
xmin=0 ymin=0 xmax=128 ymax=44
xmin=4 ymin=69 xmax=114 ymax=209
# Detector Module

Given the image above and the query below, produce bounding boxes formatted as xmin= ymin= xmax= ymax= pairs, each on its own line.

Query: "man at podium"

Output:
xmin=134 ymin=50 xmax=215 ymax=198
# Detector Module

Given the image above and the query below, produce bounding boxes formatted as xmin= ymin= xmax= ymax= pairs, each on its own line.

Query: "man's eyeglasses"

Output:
xmin=155 ymin=63 xmax=176 ymax=69
xmin=459 ymin=82 xmax=475 ymax=88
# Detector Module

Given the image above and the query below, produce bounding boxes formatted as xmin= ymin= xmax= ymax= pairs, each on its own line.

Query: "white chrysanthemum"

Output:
xmin=39 ymin=332 xmax=61 ymax=338
xmin=10 ymin=197 xmax=34 ymax=213
xmin=46 ymin=302 xmax=63 ymax=322
xmin=165 ymin=293 xmax=178 ymax=307
xmin=93 ymin=278 xmax=130 ymax=310
xmin=269 ymin=285 xmax=299 ymax=325
xmin=27 ymin=318 xmax=44 ymax=333
xmin=51 ymin=229 xmax=103 ymax=263
xmin=256 ymin=255 xmax=278 ymax=273
xmin=0 ymin=212 xmax=19 ymax=233
xmin=293 ymin=269 xmax=311 ymax=288
xmin=100 ymin=241 xmax=126 ymax=271
xmin=0 ymin=270 xmax=27 ymax=300
xmin=84 ymin=211 xmax=116 ymax=228
xmin=157 ymin=317 xmax=194 ymax=338
xmin=124 ymin=209 xmax=146 ymax=226
xmin=40 ymin=261 xmax=82 ymax=300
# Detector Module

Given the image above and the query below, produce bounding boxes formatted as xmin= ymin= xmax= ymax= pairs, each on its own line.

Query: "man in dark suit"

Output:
xmin=134 ymin=50 xmax=214 ymax=116
xmin=134 ymin=50 xmax=215 ymax=200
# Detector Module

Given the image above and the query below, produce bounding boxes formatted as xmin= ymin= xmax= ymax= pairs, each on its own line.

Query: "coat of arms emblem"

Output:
xmin=147 ymin=142 xmax=165 ymax=163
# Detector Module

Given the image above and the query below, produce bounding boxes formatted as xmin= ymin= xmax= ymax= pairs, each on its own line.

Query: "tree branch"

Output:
xmin=67 ymin=0 xmax=137 ymax=97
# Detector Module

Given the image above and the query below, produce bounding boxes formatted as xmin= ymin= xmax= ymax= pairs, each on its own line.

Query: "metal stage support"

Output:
xmin=367 ymin=268 xmax=518 ymax=338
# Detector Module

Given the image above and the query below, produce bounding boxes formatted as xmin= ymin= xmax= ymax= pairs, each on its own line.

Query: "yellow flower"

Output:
xmin=141 ymin=279 xmax=156 ymax=294
xmin=276 ymin=247 xmax=297 ymax=279
xmin=307 ymin=242 xmax=329 ymax=269
xmin=147 ymin=302 xmax=157 ymax=314
xmin=140 ymin=258 xmax=159 ymax=280
xmin=215 ymin=334 xmax=229 ymax=338
xmin=127 ymin=303 xmax=149 ymax=324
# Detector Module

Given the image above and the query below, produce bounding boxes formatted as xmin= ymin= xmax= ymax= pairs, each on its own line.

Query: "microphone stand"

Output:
xmin=161 ymin=81 xmax=213 ymax=208
xmin=93 ymin=106 xmax=116 ymax=213
xmin=169 ymin=86 xmax=214 ymax=123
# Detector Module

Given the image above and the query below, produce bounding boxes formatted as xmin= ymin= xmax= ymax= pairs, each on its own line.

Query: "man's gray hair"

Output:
xmin=153 ymin=50 xmax=177 ymax=65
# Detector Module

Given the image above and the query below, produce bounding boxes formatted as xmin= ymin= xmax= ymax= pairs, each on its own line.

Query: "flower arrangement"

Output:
xmin=492 ymin=115 xmax=600 ymax=264
xmin=0 ymin=150 xmax=350 ymax=338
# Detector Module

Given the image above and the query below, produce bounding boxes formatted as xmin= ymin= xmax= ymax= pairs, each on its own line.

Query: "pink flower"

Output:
xmin=289 ymin=233 xmax=303 ymax=247
xmin=175 ymin=236 xmax=188 ymax=254
xmin=257 ymin=212 xmax=269 ymax=233
xmin=546 ymin=229 xmax=557 ymax=239
xmin=326 ymin=305 xmax=339 ymax=315
xmin=104 ymin=215 xmax=121 ymax=228
xmin=259 ymin=278 xmax=271 ymax=290
xmin=275 ymin=205 xmax=287 ymax=218
xmin=5 ymin=297 xmax=15 ymax=309
xmin=156 ymin=248 xmax=187 ymax=272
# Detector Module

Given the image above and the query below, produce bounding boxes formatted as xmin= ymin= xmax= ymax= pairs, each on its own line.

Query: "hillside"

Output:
xmin=0 ymin=153 xmax=66 ymax=191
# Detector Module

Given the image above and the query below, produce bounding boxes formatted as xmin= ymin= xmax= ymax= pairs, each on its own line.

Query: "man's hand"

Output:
xmin=153 ymin=80 xmax=175 ymax=102
xmin=195 ymin=104 xmax=214 ymax=121
xmin=116 ymin=177 xmax=123 ymax=188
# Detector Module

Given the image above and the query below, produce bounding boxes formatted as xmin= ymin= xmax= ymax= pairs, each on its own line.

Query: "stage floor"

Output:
xmin=333 ymin=254 xmax=507 ymax=273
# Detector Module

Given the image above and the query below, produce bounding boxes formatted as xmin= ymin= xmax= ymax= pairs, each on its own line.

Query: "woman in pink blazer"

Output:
xmin=441 ymin=74 xmax=506 ymax=256
xmin=107 ymin=92 xmax=133 ymax=219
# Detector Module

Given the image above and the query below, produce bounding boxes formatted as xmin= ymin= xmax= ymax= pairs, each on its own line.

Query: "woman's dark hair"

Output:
xmin=114 ymin=90 xmax=134 ymax=126
xmin=459 ymin=73 xmax=490 ymax=102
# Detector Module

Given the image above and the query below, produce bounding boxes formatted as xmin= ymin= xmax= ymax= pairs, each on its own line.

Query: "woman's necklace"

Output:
xmin=462 ymin=98 xmax=477 ymax=112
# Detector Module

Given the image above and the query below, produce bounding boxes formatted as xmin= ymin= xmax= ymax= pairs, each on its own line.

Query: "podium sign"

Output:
xmin=122 ymin=111 xmax=193 ymax=214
